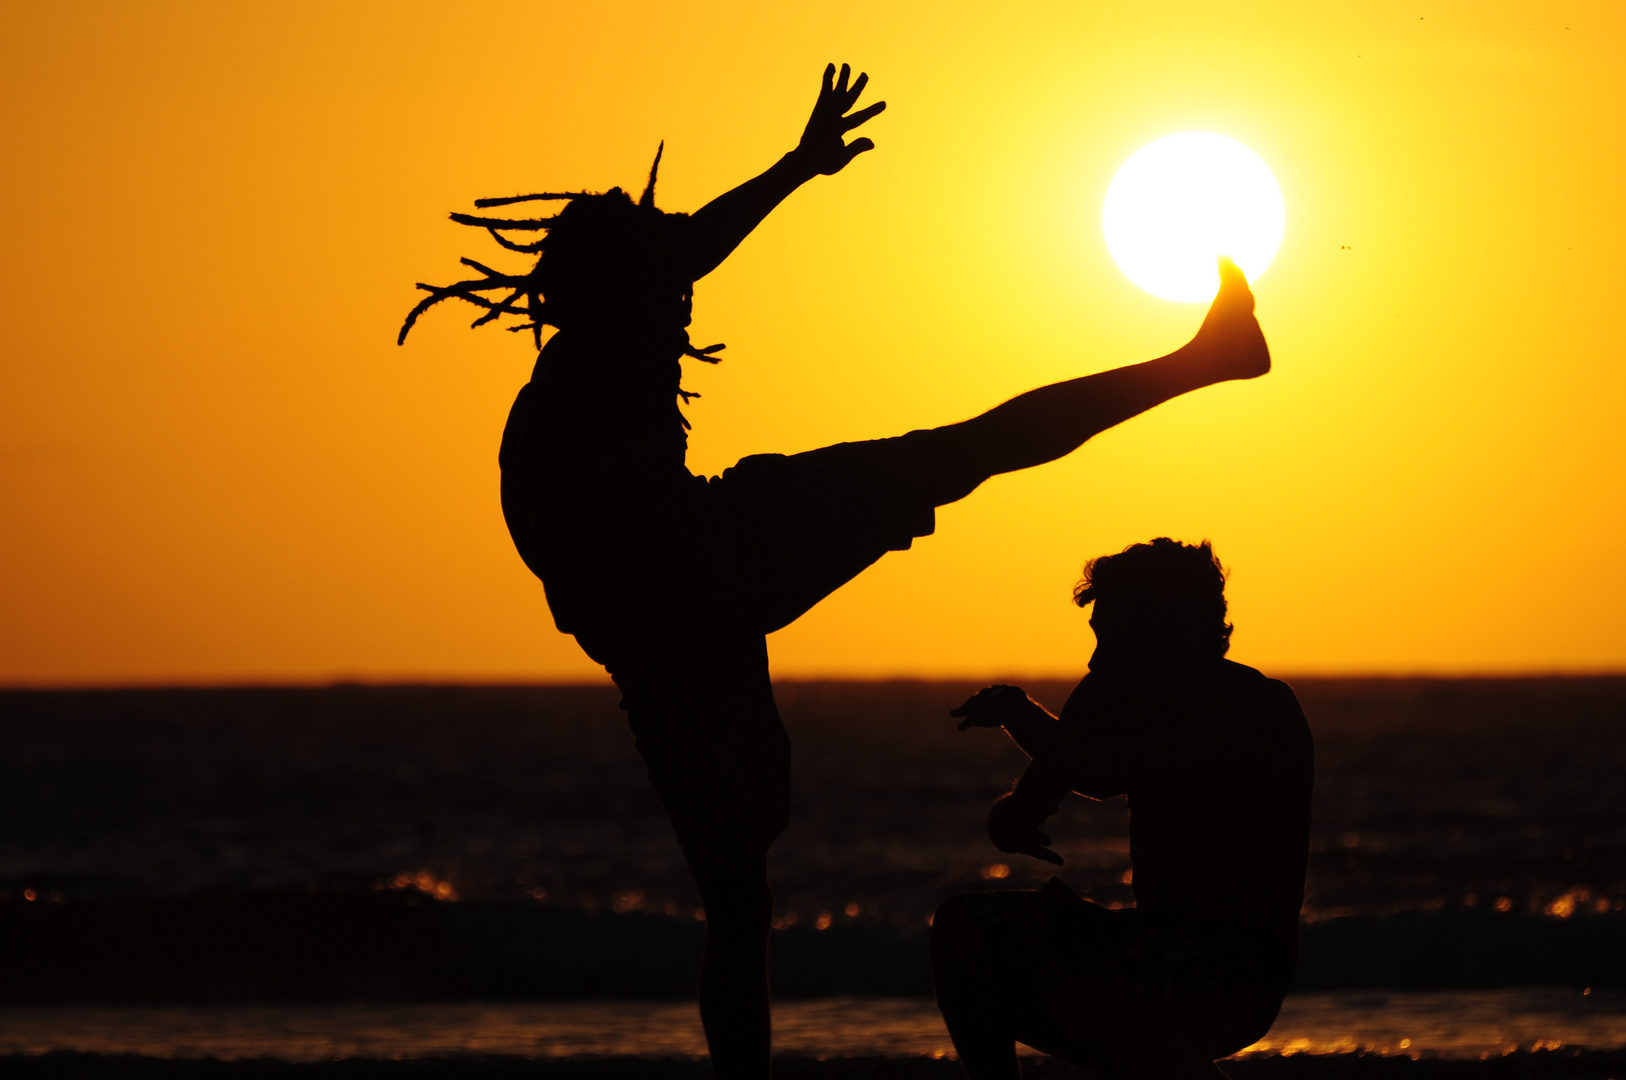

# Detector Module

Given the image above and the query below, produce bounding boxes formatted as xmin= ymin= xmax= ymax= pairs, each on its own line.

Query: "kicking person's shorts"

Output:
xmin=932 ymin=881 xmax=1291 ymax=1071
xmin=603 ymin=631 xmax=793 ymax=891
xmin=705 ymin=426 xmax=978 ymax=635
xmin=563 ymin=428 xmax=989 ymax=889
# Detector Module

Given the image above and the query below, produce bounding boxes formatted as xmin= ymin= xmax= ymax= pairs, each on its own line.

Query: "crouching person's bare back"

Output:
xmin=935 ymin=539 xmax=1314 ymax=1080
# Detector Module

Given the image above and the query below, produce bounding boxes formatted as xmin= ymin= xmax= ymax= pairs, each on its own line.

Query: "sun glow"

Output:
xmin=1102 ymin=132 xmax=1285 ymax=302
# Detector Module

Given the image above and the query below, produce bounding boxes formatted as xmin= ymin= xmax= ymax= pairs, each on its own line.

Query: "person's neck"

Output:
xmin=1089 ymin=651 xmax=1217 ymax=678
xmin=564 ymin=311 xmax=690 ymax=352
xmin=544 ymin=324 xmax=690 ymax=387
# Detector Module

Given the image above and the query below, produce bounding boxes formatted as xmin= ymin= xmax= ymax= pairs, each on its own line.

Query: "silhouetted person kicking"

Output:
xmin=400 ymin=67 xmax=1272 ymax=1079
xmin=936 ymin=539 xmax=1313 ymax=1080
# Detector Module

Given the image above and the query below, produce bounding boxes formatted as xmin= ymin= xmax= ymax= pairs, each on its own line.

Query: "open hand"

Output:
xmin=792 ymin=63 xmax=886 ymax=176
xmin=988 ymin=792 xmax=1064 ymax=866
xmin=951 ymin=685 xmax=1030 ymax=731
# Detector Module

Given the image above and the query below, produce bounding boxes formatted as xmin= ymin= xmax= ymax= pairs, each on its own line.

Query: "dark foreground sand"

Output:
xmin=8 ymin=1053 xmax=1626 ymax=1079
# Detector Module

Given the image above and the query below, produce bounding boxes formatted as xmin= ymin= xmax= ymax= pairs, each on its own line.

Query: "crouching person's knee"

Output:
xmin=931 ymin=894 xmax=980 ymax=950
xmin=931 ymin=893 xmax=1003 ymax=991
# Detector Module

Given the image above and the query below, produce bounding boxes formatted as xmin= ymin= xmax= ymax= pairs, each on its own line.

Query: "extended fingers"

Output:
xmin=843 ymin=137 xmax=876 ymax=163
xmin=952 ymin=689 xmax=1006 ymax=727
xmin=951 ymin=699 xmax=991 ymax=725
xmin=1027 ymin=845 xmax=1065 ymax=866
xmin=820 ymin=64 xmax=875 ymax=112
xmin=1017 ymin=832 xmax=1064 ymax=864
xmin=841 ymin=100 xmax=886 ymax=132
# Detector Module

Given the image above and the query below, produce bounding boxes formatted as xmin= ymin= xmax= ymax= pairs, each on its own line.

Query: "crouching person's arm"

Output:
xmin=952 ymin=685 xmax=1073 ymax=866
xmin=987 ymin=774 xmax=1068 ymax=865
xmin=951 ymin=685 xmax=1061 ymax=756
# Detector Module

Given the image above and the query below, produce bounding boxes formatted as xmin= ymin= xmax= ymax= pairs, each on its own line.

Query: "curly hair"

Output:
xmin=1072 ymin=538 xmax=1233 ymax=658
xmin=397 ymin=143 xmax=724 ymax=371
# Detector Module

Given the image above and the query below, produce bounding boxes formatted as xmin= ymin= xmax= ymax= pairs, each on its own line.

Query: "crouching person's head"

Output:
xmin=1073 ymin=538 xmax=1232 ymax=670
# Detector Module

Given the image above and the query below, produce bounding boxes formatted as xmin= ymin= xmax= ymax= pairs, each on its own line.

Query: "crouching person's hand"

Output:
xmin=952 ymin=685 xmax=1034 ymax=731
xmin=987 ymin=790 xmax=1063 ymax=866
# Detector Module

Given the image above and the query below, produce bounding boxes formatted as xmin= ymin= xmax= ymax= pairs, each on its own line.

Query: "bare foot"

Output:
xmin=1184 ymin=257 xmax=1270 ymax=382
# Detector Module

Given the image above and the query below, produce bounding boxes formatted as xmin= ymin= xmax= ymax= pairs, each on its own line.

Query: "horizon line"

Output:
xmin=5 ymin=668 xmax=1626 ymax=692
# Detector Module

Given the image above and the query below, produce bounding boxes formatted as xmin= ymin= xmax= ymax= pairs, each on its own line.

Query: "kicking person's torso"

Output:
xmin=497 ymin=331 xmax=949 ymax=662
xmin=499 ymin=333 xmax=719 ymax=645
xmin=498 ymin=333 xmax=785 ymax=745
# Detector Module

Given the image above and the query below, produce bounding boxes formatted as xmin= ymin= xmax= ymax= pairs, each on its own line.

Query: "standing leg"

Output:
xmin=623 ymin=646 xmax=789 ymax=1080
xmin=695 ymin=866 xmax=776 ymax=1080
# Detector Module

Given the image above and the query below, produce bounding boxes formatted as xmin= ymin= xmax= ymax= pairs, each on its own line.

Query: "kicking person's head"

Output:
xmin=399 ymin=144 xmax=713 ymax=357
xmin=1072 ymin=538 xmax=1232 ymax=668
xmin=533 ymin=183 xmax=693 ymax=336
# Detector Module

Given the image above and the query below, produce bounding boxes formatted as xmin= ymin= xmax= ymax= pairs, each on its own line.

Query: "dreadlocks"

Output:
xmin=397 ymin=144 xmax=726 ymax=377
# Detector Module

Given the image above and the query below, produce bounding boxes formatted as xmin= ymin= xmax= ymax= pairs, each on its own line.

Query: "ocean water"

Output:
xmin=2 ymin=678 xmax=1625 ymax=1060
xmin=4 ymin=678 xmax=1624 ymax=919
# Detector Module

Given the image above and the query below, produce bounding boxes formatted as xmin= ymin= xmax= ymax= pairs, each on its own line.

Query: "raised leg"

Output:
xmin=921 ymin=259 xmax=1270 ymax=506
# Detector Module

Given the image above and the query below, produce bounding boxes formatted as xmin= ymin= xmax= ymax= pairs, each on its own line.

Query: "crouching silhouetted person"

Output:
xmin=934 ymin=539 xmax=1313 ymax=1080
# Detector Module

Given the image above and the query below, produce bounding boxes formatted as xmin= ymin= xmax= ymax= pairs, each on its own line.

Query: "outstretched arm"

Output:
xmin=952 ymin=685 xmax=1062 ymax=759
xmin=683 ymin=63 xmax=885 ymax=281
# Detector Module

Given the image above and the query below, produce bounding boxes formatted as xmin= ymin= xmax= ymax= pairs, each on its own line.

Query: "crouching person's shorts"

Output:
xmin=931 ymin=879 xmax=1290 ymax=1072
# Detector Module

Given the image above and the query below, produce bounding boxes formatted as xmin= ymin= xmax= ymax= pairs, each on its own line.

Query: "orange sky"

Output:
xmin=2 ymin=2 xmax=1623 ymax=684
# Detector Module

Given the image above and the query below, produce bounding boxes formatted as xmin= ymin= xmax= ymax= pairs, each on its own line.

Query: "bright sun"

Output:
xmin=1102 ymin=132 xmax=1285 ymax=303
